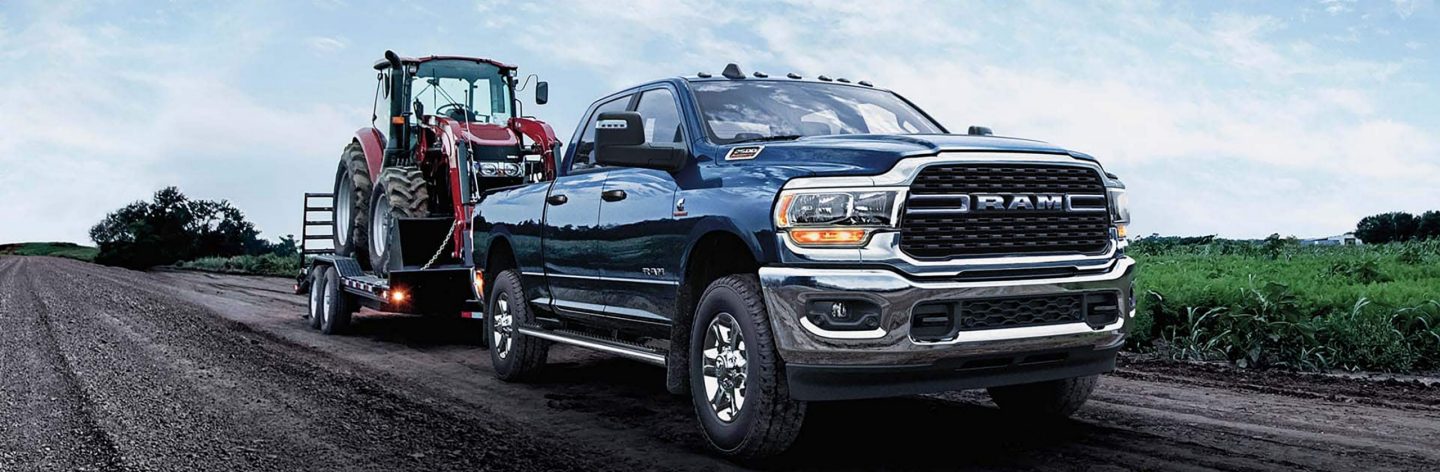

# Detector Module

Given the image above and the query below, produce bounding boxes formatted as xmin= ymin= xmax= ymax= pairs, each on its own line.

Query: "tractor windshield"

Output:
xmin=412 ymin=59 xmax=513 ymax=124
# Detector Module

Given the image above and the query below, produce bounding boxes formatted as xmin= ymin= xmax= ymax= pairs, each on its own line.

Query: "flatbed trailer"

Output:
xmin=294 ymin=193 xmax=486 ymax=333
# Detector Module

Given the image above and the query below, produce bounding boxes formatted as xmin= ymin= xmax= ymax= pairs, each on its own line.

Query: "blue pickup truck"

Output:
xmin=470 ymin=64 xmax=1135 ymax=458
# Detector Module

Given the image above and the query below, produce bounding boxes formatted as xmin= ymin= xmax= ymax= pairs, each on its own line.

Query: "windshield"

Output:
xmin=692 ymin=81 xmax=943 ymax=144
xmin=412 ymin=59 xmax=513 ymax=124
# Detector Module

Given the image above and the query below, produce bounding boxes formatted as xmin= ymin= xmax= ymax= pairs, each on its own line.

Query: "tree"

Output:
xmin=1418 ymin=211 xmax=1440 ymax=241
xmin=89 ymin=187 xmax=278 ymax=269
xmin=1355 ymin=212 xmax=1420 ymax=244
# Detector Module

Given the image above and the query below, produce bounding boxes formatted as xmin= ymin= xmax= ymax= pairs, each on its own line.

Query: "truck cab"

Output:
xmin=471 ymin=65 xmax=1134 ymax=459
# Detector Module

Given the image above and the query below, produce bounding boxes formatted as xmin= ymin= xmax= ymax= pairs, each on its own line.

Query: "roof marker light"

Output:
xmin=753 ymin=71 xmax=768 ymax=78
xmin=817 ymin=75 xmax=833 ymax=82
xmin=787 ymin=73 xmax=802 ymax=79
xmin=722 ymin=63 xmax=745 ymax=79
xmin=697 ymin=72 xmax=712 ymax=78
xmin=858 ymin=80 xmax=873 ymax=87
xmin=837 ymin=78 xmax=851 ymax=83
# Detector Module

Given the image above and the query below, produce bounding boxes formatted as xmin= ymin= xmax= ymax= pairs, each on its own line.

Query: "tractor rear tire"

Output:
xmin=334 ymin=143 xmax=373 ymax=268
xmin=368 ymin=166 xmax=429 ymax=275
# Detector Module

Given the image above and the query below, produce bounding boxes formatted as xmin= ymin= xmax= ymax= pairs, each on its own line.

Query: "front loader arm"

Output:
xmin=509 ymin=117 xmax=561 ymax=181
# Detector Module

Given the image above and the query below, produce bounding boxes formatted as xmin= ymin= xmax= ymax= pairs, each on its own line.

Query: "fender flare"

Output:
xmin=354 ymin=127 xmax=385 ymax=180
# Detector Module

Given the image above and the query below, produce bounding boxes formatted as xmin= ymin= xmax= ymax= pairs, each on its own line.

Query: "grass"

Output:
xmin=175 ymin=254 xmax=302 ymax=277
xmin=1130 ymin=239 xmax=1440 ymax=373
xmin=0 ymin=242 xmax=99 ymax=262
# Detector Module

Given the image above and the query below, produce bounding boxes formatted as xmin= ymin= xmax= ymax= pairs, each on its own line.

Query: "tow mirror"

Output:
xmin=535 ymin=81 xmax=549 ymax=105
xmin=595 ymin=111 xmax=687 ymax=172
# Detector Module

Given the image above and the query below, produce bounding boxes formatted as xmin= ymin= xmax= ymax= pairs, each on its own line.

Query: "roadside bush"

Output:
xmin=89 ymin=187 xmax=294 ymax=269
xmin=176 ymin=254 xmax=301 ymax=277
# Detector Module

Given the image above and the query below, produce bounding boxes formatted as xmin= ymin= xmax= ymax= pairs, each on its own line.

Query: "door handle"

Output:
xmin=601 ymin=189 xmax=627 ymax=202
xmin=546 ymin=194 xmax=568 ymax=205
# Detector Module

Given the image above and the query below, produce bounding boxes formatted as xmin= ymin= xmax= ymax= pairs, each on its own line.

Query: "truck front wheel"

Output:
xmin=688 ymin=274 xmax=806 ymax=460
xmin=987 ymin=374 xmax=1099 ymax=419
xmin=487 ymin=270 xmax=549 ymax=381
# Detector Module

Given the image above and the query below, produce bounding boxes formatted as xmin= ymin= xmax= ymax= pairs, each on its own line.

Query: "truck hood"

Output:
xmin=725 ymin=134 xmax=1083 ymax=176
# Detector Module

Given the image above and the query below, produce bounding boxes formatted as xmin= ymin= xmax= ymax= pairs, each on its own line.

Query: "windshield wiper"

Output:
xmin=728 ymin=134 xmax=804 ymax=144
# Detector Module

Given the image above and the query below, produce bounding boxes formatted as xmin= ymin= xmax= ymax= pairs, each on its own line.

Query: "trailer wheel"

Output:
xmin=368 ymin=166 xmax=429 ymax=276
xmin=319 ymin=266 xmax=354 ymax=335
xmin=689 ymin=274 xmax=806 ymax=460
xmin=487 ymin=270 xmax=548 ymax=381
xmin=306 ymin=266 xmax=324 ymax=330
xmin=334 ymin=143 xmax=373 ymax=268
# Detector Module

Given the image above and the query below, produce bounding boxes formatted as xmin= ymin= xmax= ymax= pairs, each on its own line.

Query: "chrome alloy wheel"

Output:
xmin=492 ymin=296 xmax=514 ymax=359
xmin=335 ymin=175 xmax=353 ymax=247
xmin=702 ymin=312 xmax=749 ymax=423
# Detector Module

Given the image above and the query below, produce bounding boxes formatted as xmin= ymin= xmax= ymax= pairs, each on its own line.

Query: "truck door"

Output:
xmin=541 ymin=94 xmax=631 ymax=316
xmin=595 ymin=87 xmax=686 ymax=326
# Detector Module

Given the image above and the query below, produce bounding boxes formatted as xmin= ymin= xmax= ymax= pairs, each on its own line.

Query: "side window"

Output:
xmin=635 ymin=88 xmax=684 ymax=145
xmin=572 ymin=95 xmax=631 ymax=171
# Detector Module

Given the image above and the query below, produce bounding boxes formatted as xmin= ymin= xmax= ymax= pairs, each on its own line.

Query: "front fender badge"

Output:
xmin=725 ymin=146 xmax=763 ymax=160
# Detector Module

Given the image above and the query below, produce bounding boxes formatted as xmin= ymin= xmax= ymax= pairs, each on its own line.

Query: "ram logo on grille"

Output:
xmin=974 ymin=194 xmax=1064 ymax=211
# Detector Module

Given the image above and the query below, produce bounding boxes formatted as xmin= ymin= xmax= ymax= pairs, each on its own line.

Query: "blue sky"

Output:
xmin=1 ymin=0 xmax=1437 ymax=244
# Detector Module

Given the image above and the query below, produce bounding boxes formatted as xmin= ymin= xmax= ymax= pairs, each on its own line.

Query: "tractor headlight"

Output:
xmin=774 ymin=189 xmax=901 ymax=247
xmin=477 ymin=162 xmax=524 ymax=177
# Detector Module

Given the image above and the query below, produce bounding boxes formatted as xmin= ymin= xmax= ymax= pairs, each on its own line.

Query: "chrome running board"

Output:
xmin=517 ymin=327 xmax=666 ymax=367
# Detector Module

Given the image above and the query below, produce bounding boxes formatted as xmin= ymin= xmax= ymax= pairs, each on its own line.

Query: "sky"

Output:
xmin=1 ymin=0 xmax=1437 ymax=244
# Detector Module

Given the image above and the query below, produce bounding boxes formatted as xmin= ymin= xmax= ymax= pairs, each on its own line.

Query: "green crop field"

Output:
xmin=1129 ymin=238 xmax=1440 ymax=373
xmin=0 ymin=242 xmax=99 ymax=262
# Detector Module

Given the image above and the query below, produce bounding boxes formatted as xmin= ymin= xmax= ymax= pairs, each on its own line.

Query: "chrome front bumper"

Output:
xmin=757 ymin=257 xmax=1135 ymax=366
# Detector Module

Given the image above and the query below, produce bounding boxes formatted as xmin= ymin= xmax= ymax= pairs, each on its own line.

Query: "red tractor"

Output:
xmin=297 ymin=51 xmax=557 ymax=333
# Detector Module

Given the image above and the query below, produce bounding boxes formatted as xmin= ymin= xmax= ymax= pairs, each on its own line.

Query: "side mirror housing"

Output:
xmin=535 ymin=81 xmax=549 ymax=105
xmin=595 ymin=111 xmax=687 ymax=172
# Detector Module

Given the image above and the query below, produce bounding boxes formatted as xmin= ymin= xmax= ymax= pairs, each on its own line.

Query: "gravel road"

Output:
xmin=2 ymin=255 xmax=1438 ymax=471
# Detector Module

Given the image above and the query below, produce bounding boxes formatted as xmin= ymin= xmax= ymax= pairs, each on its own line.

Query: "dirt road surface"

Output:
xmin=2 ymin=255 xmax=1438 ymax=471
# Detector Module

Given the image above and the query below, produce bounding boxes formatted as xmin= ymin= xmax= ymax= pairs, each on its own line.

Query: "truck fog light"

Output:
xmin=805 ymin=299 xmax=881 ymax=331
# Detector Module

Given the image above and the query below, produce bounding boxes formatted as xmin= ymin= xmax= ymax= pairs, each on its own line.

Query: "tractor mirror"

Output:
xmin=535 ymin=81 xmax=549 ymax=105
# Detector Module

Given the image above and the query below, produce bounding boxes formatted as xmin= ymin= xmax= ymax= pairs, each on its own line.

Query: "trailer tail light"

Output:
xmin=390 ymin=288 xmax=408 ymax=303
xmin=473 ymin=270 xmax=485 ymax=296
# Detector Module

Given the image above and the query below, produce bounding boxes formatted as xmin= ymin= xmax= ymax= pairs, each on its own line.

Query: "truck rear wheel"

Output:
xmin=987 ymin=374 xmax=1099 ymax=419
xmin=334 ymin=143 xmax=373 ymax=268
xmin=319 ymin=266 xmax=354 ymax=335
xmin=487 ymin=270 xmax=549 ymax=380
xmin=688 ymin=274 xmax=805 ymax=460
xmin=368 ymin=166 xmax=429 ymax=275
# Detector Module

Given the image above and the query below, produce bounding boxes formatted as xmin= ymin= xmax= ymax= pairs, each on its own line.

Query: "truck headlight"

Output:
xmin=774 ymin=189 xmax=900 ymax=247
xmin=1108 ymin=188 xmax=1129 ymax=224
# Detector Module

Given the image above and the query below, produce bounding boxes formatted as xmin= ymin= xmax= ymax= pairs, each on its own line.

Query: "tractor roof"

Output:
xmin=373 ymin=55 xmax=516 ymax=71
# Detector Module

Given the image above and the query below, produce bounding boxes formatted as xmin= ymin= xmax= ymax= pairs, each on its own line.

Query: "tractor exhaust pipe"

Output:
xmin=382 ymin=50 xmax=412 ymax=167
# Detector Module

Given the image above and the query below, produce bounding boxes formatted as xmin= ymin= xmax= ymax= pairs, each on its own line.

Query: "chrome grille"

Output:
xmin=901 ymin=164 xmax=1111 ymax=258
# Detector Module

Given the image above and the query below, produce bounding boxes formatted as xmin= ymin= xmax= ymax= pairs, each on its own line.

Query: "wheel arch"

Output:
xmin=666 ymin=229 xmax=763 ymax=394
xmin=354 ymin=127 xmax=386 ymax=180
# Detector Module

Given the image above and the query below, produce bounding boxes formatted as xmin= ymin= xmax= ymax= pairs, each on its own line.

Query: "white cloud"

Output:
xmin=306 ymin=36 xmax=347 ymax=54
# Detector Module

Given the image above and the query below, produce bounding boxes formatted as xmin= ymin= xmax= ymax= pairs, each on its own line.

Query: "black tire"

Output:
xmin=319 ymin=267 xmax=354 ymax=335
xmin=487 ymin=270 xmax=549 ymax=381
xmin=688 ymin=274 xmax=805 ymax=460
xmin=367 ymin=166 xmax=429 ymax=276
xmin=987 ymin=374 xmax=1099 ymax=419
xmin=334 ymin=143 xmax=373 ymax=268
xmin=306 ymin=266 xmax=324 ymax=330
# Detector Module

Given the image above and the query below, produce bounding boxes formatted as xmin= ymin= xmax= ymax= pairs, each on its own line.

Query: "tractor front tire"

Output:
xmin=367 ymin=166 xmax=429 ymax=275
xmin=334 ymin=143 xmax=373 ymax=268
